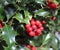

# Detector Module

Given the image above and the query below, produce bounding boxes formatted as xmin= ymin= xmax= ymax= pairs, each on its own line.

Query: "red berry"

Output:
xmin=35 ymin=29 xmax=41 ymax=34
xmin=31 ymin=20 xmax=35 ymax=25
xmin=42 ymin=20 xmax=46 ymax=24
xmin=39 ymin=27 xmax=44 ymax=31
xmin=0 ymin=24 xmax=3 ymax=28
xmin=48 ymin=2 xmax=57 ymax=9
xmin=35 ymin=20 xmax=41 ymax=25
xmin=31 ymin=46 xmax=37 ymax=50
xmin=27 ymin=27 xmax=32 ymax=32
xmin=25 ymin=24 xmax=30 ymax=28
xmin=26 ymin=29 xmax=29 ymax=33
xmin=29 ymin=31 xmax=35 ymax=37
xmin=32 ymin=25 xmax=37 ymax=30
xmin=26 ymin=44 xmax=31 ymax=49
xmin=35 ymin=32 xmax=41 ymax=36
xmin=38 ymin=23 xmax=42 ymax=28
xmin=51 ymin=17 xmax=56 ymax=21
xmin=0 ymin=20 xmax=3 ymax=28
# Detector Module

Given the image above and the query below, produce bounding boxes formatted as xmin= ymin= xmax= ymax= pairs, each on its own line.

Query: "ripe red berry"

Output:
xmin=31 ymin=20 xmax=35 ymax=25
xmin=35 ymin=29 xmax=41 ymax=34
xmin=35 ymin=20 xmax=41 ymax=25
xmin=42 ymin=20 xmax=46 ymax=24
xmin=25 ymin=24 xmax=30 ymax=28
xmin=26 ymin=44 xmax=31 ymax=49
xmin=38 ymin=23 xmax=42 ymax=28
xmin=31 ymin=46 xmax=37 ymax=50
xmin=27 ymin=27 xmax=32 ymax=32
xmin=39 ymin=27 xmax=44 ymax=31
xmin=32 ymin=25 xmax=37 ymax=30
xmin=29 ymin=31 xmax=35 ymax=37
xmin=48 ymin=2 xmax=57 ymax=9
xmin=35 ymin=32 xmax=41 ymax=36
xmin=51 ymin=17 xmax=56 ymax=21
xmin=0 ymin=20 xmax=3 ymax=28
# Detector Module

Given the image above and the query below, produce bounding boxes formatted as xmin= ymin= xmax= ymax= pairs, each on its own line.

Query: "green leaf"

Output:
xmin=51 ymin=38 xmax=59 ymax=50
xmin=35 ymin=9 xmax=49 ymax=16
xmin=2 ymin=24 xmax=17 ymax=50
xmin=53 ymin=10 xmax=58 ymax=16
xmin=24 ymin=10 xmax=32 ymax=20
xmin=42 ymin=33 xmax=51 ymax=45
xmin=54 ymin=0 xmax=59 ymax=4
xmin=14 ymin=11 xmax=32 ymax=24
xmin=35 ymin=0 xmax=44 ymax=4
xmin=14 ymin=12 xmax=23 ymax=23
xmin=0 ymin=5 xmax=4 ymax=14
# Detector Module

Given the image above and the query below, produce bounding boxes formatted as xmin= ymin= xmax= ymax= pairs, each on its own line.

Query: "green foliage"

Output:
xmin=2 ymin=24 xmax=17 ymax=50
xmin=35 ymin=9 xmax=50 ymax=16
xmin=0 ymin=0 xmax=60 ymax=50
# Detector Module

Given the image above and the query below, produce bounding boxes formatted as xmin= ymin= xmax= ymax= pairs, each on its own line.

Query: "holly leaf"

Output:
xmin=35 ymin=9 xmax=49 ymax=17
xmin=42 ymin=33 xmax=51 ymax=45
xmin=14 ymin=12 xmax=23 ymax=23
xmin=51 ymin=38 xmax=59 ymax=50
xmin=2 ymin=24 xmax=17 ymax=50
xmin=14 ymin=11 xmax=32 ymax=24
xmin=35 ymin=0 xmax=44 ymax=4
xmin=24 ymin=10 xmax=32 ymax=20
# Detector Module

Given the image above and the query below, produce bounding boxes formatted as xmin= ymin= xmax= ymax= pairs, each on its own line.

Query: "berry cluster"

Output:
xmin=0 ymin=20 xmax=3 ymax=28
xmin=25 ymin=18 xmax=44 ymax=37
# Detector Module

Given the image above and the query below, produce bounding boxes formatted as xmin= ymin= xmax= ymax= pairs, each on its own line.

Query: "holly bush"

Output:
xmin=0 ymin=0 xmax=60 ymax=50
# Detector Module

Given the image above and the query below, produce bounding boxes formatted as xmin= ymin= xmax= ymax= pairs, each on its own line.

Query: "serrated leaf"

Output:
xmin=14 ymin=11 xmax=32 ymax=24
xmin=24 ymin=10 xmax=32 ymax=20
xmin=2 ymin=24 xmax=17 ymax=50
xmin=35 ymin=9 xmax=49 ymax=16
